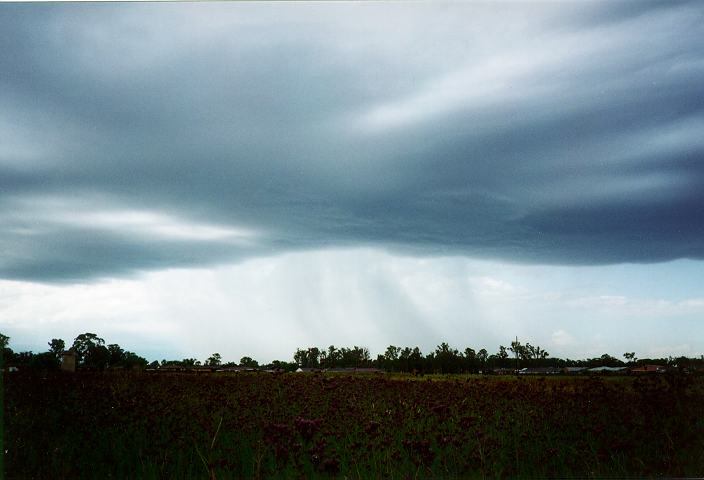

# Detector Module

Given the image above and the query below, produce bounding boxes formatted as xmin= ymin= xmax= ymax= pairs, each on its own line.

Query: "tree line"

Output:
xmin=1 ymin=332 xmax=148 ymax=371
xmin=290 ymin=341 xmax=662 ymax=373
xmin=3 ymin=332 xmax=703 ymax=374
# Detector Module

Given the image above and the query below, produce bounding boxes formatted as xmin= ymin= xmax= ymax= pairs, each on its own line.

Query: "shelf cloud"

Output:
xmin=1 ymin=2 xmax=703 ymax=282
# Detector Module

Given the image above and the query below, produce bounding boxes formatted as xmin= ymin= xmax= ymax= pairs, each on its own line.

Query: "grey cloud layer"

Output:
xmin=1 ymin=2 xmax=703 ymax=282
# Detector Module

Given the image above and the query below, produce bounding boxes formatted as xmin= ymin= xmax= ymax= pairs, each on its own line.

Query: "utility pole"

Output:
xmin=515 ymin=336 xmax=519 ymax=373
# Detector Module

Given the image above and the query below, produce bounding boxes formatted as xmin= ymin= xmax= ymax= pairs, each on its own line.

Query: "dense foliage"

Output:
xmin=5 ymin=371 xmax=703 ymax=478
xmin=293 ymin=342 xmax=704 ymax=374
xmin=1 ymin=333 xmax=147 ymax=372
xmin=4 ymin=332 xmax=704 ymax=374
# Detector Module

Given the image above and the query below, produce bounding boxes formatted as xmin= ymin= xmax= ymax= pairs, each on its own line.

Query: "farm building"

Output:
xmin=630 ymin=364 xmax=667 ymax=374
xmin=563 ymin=367 xmax=588 ymax=374
xmin=216 ymin=366 xmax=259 ymax=373
xmin=326 ymin=367 xmax=384 ymax=374
xmin=587 ymin=366 xmax=628 ymax=374
xmin=518 ymin=367 xmax=561 ymax=375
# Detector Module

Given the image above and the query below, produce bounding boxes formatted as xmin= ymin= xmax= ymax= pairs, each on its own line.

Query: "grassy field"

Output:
xmin=4 ymin=371 xmax=704 ymax=478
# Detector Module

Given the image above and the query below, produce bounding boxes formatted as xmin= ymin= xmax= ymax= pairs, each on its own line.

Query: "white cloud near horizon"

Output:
xmin=1 ymin=249 xmax=702 ymax=363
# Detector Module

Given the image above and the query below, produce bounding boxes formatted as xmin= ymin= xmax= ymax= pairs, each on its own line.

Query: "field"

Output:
xmin=4 ymin=371 xmax=704 ymax=479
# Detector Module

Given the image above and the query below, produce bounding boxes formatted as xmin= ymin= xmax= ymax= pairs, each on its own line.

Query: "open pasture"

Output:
xmin=4 ymin=372 xmax=704 ymax=478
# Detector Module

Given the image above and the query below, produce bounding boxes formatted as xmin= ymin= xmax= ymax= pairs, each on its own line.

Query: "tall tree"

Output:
xmin=294 ymin=348 xmax=308 ymax=368
xmin=84 ymin=345 xmax=110 ymax=370
xmin=307 ymin=347 xmax=321 ymax=368
xmin=205 ymin=353 xmax=222 ymax=366
xmin=497 ymin=345 xmax=509 ymax=367
xmin=477 ymin=349 xmax=488 ymax=369
xmin=239 ymin=356 xmax=258 ymax=368
xmin=71 ymin=333 xmax=105 ymax=363
xmin=48 ymin=339 xmax=65 ymax=361
xmin=107 ymin=344 xmax=125 ymax=366
xmin=464 ymin=348 xmax=477 ymax=373
xmin=327 ymin=345 xmax=340 ymax=368
xmin=384 ymin=345 xmax=400 ymax=371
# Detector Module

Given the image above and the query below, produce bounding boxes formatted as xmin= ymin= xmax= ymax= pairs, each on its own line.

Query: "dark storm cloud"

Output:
xmin=1 ymin=2 xmax=703 ymax=282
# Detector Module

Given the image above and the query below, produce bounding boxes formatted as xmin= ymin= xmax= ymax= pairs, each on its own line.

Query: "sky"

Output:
xmin=1 ymin=2 xmax=703 ymax=363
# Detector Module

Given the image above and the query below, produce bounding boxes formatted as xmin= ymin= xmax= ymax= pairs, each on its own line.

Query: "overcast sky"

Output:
xmin=1 ymin=2 xmax=703 ymax=363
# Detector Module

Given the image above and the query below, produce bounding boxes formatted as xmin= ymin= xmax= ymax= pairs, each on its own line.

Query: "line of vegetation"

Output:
xmin=2 ymin=332 xmax=703 ymax=374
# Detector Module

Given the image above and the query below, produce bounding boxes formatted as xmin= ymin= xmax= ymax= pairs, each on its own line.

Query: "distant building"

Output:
xmin=158 ymin=363 xmax=184 ymax=372
xmin=61 ymin=351 xmax=77 ymax=373
xmin=216 ymin=366 xmax=259 ymax=373
xmin=630 ymin=364 xmax=667 ymax=374
xmin=294 ymin=367 xmax=382 ymax=374
xmin=518 ymin=367 xmax=561 ymax=375
xmin=587 ymin=366 xmax=628 ymax=374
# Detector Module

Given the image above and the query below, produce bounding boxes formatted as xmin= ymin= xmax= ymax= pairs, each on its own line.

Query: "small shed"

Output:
xmin=61 ymin=351 xmax=77 ymax=372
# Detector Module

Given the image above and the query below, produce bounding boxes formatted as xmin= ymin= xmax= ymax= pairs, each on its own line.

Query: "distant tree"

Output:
xmin=14 ymin=351 xmax=35 ymax=366
xmin=294 ymin=348 xmax=308 ymax=368
xmin=319 ymin=349 xmax=328 ymax=367
xmin=31 ymin=351 xmax=60 ymax=371
xmin=598 ymin=353 xmax=622 ymax=367
xmin=269 ymin=359 xmax=297 ymax=372
xmin=360 ymin=346 xmax=371 ymax=367
xmin=327 ymin=345 xmax=340 ymax=368
xmin=308 ymin=347 xmax=321 ymax=367
xmin=398 ymin=347 xmax=411 ymax=372
xmin=509 ymin=340 xmax=523 ymax=367
xmin=72 ymin=333 xmax=105 ymax=364
xmin=384 ymin=345 xmax=400 ymax=371
xmin=205 ymin=353 xmax=222 ymax=367
xmin=409 ymin=347 xmax=423 ymax=372
xmin=48 ymin=339 xmax=65 ymax=361
xmin=463 ymin=348 xmax=477 ymax=373
xmin=107 ymin=344 xmax=125 ymax=367
xmin=339 ymin=346 xmax=371 ymax=368
xmin=497 ymin=345 xmax=509 ymax=368
xmin=623 ymin=352 xmax=637 ymax=364
xmin=508 ymin=340 xmax=549 ymax=367
xmin=84 ymin=345 xmax=110 ymax=370
xmin=122 ymin=352 xmax=148 ymax=369
xmin=239 ymin=356 xmax=259 ymax=368
xmin=435 ymin=343 xmax=460 ymax=373
xmin=477 ymin=348 xmax=488 ymax=368
xmin=294 ymin=347 xmax=321 ymax=368
xmin=147 ymin=360 xmax=160 ymax=369
xmin=1 ymin=338 xmax=12 ymax=364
